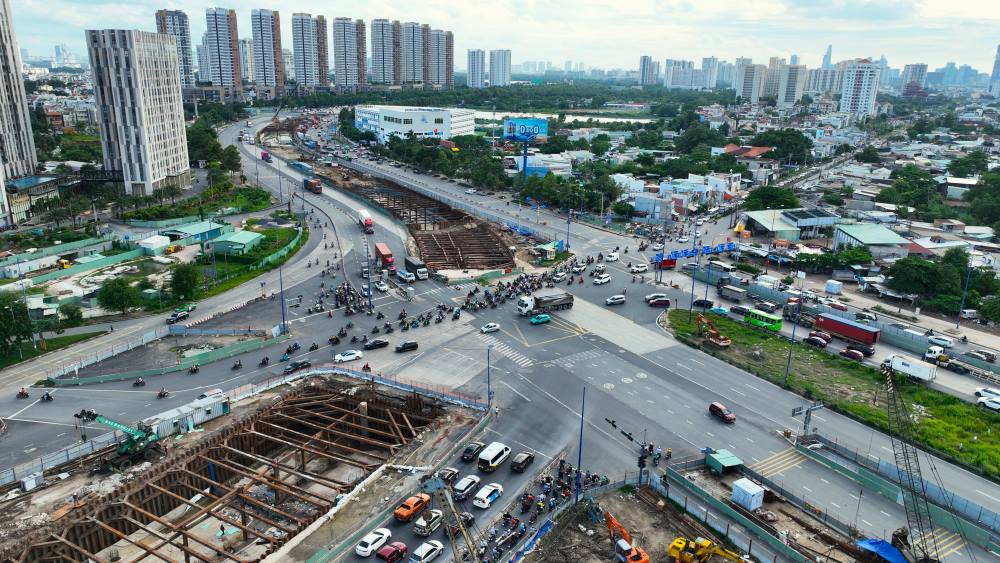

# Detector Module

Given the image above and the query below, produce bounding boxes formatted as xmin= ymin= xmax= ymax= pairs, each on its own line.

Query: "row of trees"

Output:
xmin=96 ymin=264 xmax=201 ymax=315
xmin=886 ymin=248 xmax=1000 ymax=317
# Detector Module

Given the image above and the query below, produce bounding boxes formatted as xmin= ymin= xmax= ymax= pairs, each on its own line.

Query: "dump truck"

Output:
xmin=516 ymin=288 xmax=574 ymax=316
xmin=814 ymin=313 xmax=880 ymax=345
xmin=404 ymin=256 xmax=429 ymax=280
xmin=303 ymin=178 xmax=322 ymax=194
xmin=882 ymin=353 xmax=936 ymax=382
xmin=357 ymin=209 xmax=374 ymax=234
xmin=374 ymin=242 xmax=395 ymax=271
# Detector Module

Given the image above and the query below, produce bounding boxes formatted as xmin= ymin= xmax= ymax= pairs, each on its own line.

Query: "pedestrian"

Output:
xmin=110 ymin=324 xmax=114 ymax=332
xmin=493 ymin=405 xmax=500 ymax=418
xmin=218 ymin=523 xmax=226 ymax=537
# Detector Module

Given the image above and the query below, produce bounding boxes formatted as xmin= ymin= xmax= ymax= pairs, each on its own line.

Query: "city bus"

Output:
xmin=706 ymin=260 xmax=736 ymax=273
xmin=743 ymin=309 xmax=782 ymax=332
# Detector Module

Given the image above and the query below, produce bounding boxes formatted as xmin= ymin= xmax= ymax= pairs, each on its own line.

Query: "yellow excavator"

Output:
xmin=667 ymin=537 xmax=747 ymax=562
xmin=696 ymin=313 xmax=732 ymax=348
xmin=605 ymin=510 xmax=650 ymax=563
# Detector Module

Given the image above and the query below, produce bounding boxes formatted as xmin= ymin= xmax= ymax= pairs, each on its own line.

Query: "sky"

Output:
xmin=9 ymin=0 xmax=1000 ymax=73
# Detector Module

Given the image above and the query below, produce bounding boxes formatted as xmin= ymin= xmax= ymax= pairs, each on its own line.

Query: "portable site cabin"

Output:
xmin=143 ymin=394 xmax=231 ymax=439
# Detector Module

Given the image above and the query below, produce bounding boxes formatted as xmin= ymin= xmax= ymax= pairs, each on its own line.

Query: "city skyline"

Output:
xmin=9 ymin=0 xmax=1000 ymax=72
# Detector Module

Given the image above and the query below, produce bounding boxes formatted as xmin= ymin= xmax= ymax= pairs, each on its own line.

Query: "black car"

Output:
xmin=803 ymin=336 xmax=828 ymax=348
xmin=363 ymin=338 xmax=390 ymax=350
xmin=283 ymin=360 xmax=312 ymax=374
xmin=510 ymin=452 xmax=535 ymax=473
xmin=846 ymin=342 xmax=876 ymax=357
xmin=730 ymin=305 xmax=751 ymax=316
xmin=460 ymin=441 xmax=485 ymax=462
xmin=395 ymin=341 xmax=419 ymax=353
xmin=436 ymin=467 xmax=460 ymax=486
xmin=692 ymin=299 xmax=714 ymax=309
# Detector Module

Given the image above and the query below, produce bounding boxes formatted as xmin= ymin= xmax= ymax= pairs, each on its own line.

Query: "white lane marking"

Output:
xmin=689 ymin=359 xmax=705 ymax=366
xmin=881 ymin=446 xmax=893 ymax=453
xmin=729 ymin=387 xmax=746 ymax=396
xmin=5 ymin=418 xmax=81 ymax=428
xmin=745 ymin=437 xmax=754 ymax=443
xmin=706 ymin=431 xmax=715 ymax=437
xmin=831 ymin=502 xmax=841 ymax=509
xmin=879 ymin=510 xmax=892 ymax=517
xmin=802 ymin=486 xmax=812 ymax=493
xmin=861 ymin=519 xmax=873 ymax=527
xmin=820 ymin=478 xmax=830 ymax=484
xmin=976 ymin=489 xmax=1000 ymax=504
xmin=744 ymin=384 xmax=761 ymax=392
xmin=676 ymin=363 xmax=692 ymax=370
xmin=499 ymin=381 xmax=531 ymax=402
xmin=850 ymin=494 xmax=860 ymax=500
xmin=686 ymin=420 xmax=693 ymax=425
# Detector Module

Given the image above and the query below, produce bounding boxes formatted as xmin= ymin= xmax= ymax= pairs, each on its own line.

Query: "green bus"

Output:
xmin=744 ymin=309 xmax=782 ymax=332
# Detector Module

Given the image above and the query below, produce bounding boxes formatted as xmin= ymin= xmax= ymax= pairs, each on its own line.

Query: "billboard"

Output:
xmin=503 ymin=118 xmax=548 ymax=141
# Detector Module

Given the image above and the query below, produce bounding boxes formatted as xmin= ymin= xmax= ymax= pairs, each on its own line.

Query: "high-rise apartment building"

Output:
xmin=663 ymin=59 xmax=699 ymax=90
xmin=735 ymin=64 xmax=767 ymax=104
xmin=316 ymin=16 xmax=329 ymax=86
xmin=238 ymin=38 xmax=254 ymax=83
xmin=839 ymin=59 xmax=881 ymax=117
xmin=806 ymin=67 xmax=842 ymax=94
xmin=333 ymin=18 xmax=366 ymax=92
xmin=204 ymin=8 xmax=241 ymax=91
xmin=87 ymin=29 xmax=189 ymax=196
xmin=763 ymin=57 xmax=786 ymax=98
xmin=701 ymin=57 xmax=719 ymax=88
xmin=0 ymin=0 xmax=36 ymax=186
xmin=467 ymin=49 xmax=485 ymax=88
xmin=776 ymin=64 xmax=807 ymax=108
xmin=900 ymin=63 xmax=928 ymax=88
xmin=371 ymin=19 xmax=401 ymax=85
xmin=196 ymin=34 xmax=210 ymax=81
xmin=251 ymin=9 xmax=284 ymax=90
xmin=155 ymin=10 xmax=194 ymax=88
xmin=426 ymin=29 xmax=453 ymax=89
xmin=489 ymin=49 xmax=511 ymax=87
xmin=716 ymin=61 xmax=735 ymax=86
xmin=790 ymin=54 xmax=800 ymax=65
xmin=282 ymin=48 xmax=294 ymax=81
xmin=638 ymin=55 xmax=657 ymax=86
xmin=292 ymin=13 xmax=321 ymax=87
xmin=401 ymin=22 xmax=425 ymax=84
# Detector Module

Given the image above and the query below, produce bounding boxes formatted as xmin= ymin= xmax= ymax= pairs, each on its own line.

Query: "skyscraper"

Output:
xmin=401 ymin=22 xmax=425 ymax=84
xmin=776 ymin=65 xmax=807 ymax=108
xmin=990 ymin=45 xmax=1000 ymax=97
xmin=316 ymin=16 xmax=329 ymax=86
xmin=251 ymin=9 xmax=284 ymax=90
xmin=790 ymin=54 xmax=800 ymax=66
xmin=87 ymin=29 xmax=189 ymax=196
xmin=764 ymin=57 xmax=786 ymax=98
xmin=489 ymin=49 xmax=511 ymax=87
xmin=333 ymin=18 xmax=366 ymax=92
xmin=426 ymin=29 xmax=453 ymax=89
xmin=467 ymin=49 xmax=485 ymax=88
xmin=638 ymin=55 xmax=657 ymax=86
xmin=821 ymin=45 xmax=832 ymax=69
xmin=283 ymin=48 xmax=294 ymax=81
xmin=840 ymin=59 xmax=881 ymax=117
xmin=0 ymin=0 xmax=36 ymax=185
xmin=735 ymin=64 xmax=767 ymax=104
xmin=900 ymin=63 xmax=928 ymax=88
xmin=292 ymin=13 xmax=320 ymax=87
xmin=196 ymin=34 xmax=210 ymax=81
xmin=155 ymin=10 xmax=194 ymax=88
xmin=238 ymin=38 xmax=254 ymax=84
xmin=371 ymin=19 xmax=401 ymax=86
xmin=204 ymin=8 xmax=241 ymax=91
xmin=701 ymin=56 xmax=719 ymax=88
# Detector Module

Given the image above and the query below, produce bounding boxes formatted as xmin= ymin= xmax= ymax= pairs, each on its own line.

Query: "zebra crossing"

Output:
xmin=477 ymin=333 xmax=534 ymax=368
xmin=552 ymin=349 xmax=605 ymax=369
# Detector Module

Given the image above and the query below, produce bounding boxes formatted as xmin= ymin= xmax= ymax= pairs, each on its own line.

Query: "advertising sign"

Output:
xmin=503 ymin=118 xmax=548 ymax=141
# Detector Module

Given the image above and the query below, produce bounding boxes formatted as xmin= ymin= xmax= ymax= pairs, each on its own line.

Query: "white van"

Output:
xmin=476 ymin=441 xmax=511 ymax=472
xmin=397 ymin=270 xmax=416 ymax=283
xmin=928 ymin=334 xmax=955 ymax=348
xmin=961 ymin=309 xmax=978 ymax=320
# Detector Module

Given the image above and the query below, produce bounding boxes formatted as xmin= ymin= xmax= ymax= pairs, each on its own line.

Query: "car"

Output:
xmin=410 ymin=540 xmax=444 ymax=562
xmin=529 ymin=313 xmax=551 ymax=325
xmin=355 ymin=528 xmax=392 ymax=557
xmin=453 ymin=475 xmax=481 ymax=500
xmin=827 ymin=301 xmax=848 ymax=312
xmin=967 ymin=351 xmax=991 ymax=362
xmin=413 ymin=509 xmax=443 ymax=536
xmin=928 ymin=335 xmax=955 ymax=348
xmin=677 ymin=236 xmax=690 ymax=243
xmin=605 ymin=295 xmax=626 ymax=306
xmin=682 ymin=262 xmax=698 ymax=272
xmin=335 ymin=350 xmax=364 ymax=362
xmin=551 ymin=272 xmax=567 ymax=283
xmin=977 ymin=397 xmax=1000 ymax=414
xmin=730 ymin=304 xmax=751 ymax=316
xmin=594 ymin=274 xmax=612 ymax=285
xmin=283 ymin=360 xmax=312 ymax=374
xmin=708 ymin=306 xmax=729 ymax=316
xmin=695 ymin=230 xmax=702 ymax=238
xmin=571 ymin=264 xmax=587 ymax=273
xmin=461 ymin=442 xmax=486 ymax=462
xmin=846 ymin=343 xmax=876 ymax=357
xmin=975 ymin=388 xmax=1000 ymax=399
xmin=395 ymin=341 xmax=419 ymax=353
xmin=692 ymin=299 xmax=714 ymax=309
xmin=629 ymin=263 xmax=648 ymax=273
xmin=651 ymin=243 xmax=664 ymax=251
xmin=649 ymin=298 xmax=672 ymax=308
xmin=166 ymin=311 xmax=189 ymax=324
xmin=376 ymin=541 xmax=408 ymax=562
xmin=839 ymin=348 xmax=865 ymax=362
xmin=808 ymin=330 xmax=833 ymax=342
xmin=645 ymin=293 xmax=668 ymax=302
xmin=972 ymin=350 xmax=997 ymax=363
xmin=594 ymin=264 xmax=607 ymax=273
xmin=605 ymin=252 xmax=619 ymax=262
xmin=393 ymin=493 xmax=431 ymax=522
xmin=472 ymin=483 xmax=504 ymax=509
xmin=803 ymin=336 xmax=828 ymax=348
xmin=436 ymin=467 xmax=460 ymax=485
xmin=480 ymin=323 xmax=501 ymax=334
xmin=465 ymin=188 xmax=477 ymax=195
xmin=696 ymin=218 xmax=705 ymax=226
xmin=374 ymin=280 xmax=389 ymax=292
xmin=360 ymin=269 xmax=371 ymax=279
xmin=364 ymin=338 xmax=390 ymax=350
xmin=709 ymin=401 xmax=736 ymax=423
xmin=510 ymin=451 xmax=535 ymax=472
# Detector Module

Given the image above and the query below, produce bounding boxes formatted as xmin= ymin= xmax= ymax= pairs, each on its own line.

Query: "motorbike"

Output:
xmin=309 ymin=342 xmax=319 ymax=351
xmin=411 ymin=320 xmax=419 ymax=329
xmin=362 ymin=364 xmax=372 ymax=373
xmin=133 ymin=379 xmax=146 ymax=387
xmin=328 ymin=336 xmax=340 ymax=345
xmin=40 ymin=393 xmax=53 ymax=402
xmin=259 ymin=357 xmax=270 ymax=367
xmin=423 ymin=319 xmax=430 ymax=326
xmin=351 ymin=335 xmax=359 ymax=343
xmin=188 ymin=365 xmax=200 ymax=374
xmin=401 ymin=323 xmax=410 ymax=331
xmin=16 ymin=390 xmax=29 ymax=399
xmin=232 ymin=361 xmax=242 ymax=370
xmin=280 ymin=353 xmax=290 ymax=362
xmin=372 ymin=326 xmax=380 ymax=334
xmin=385 ymin=325 xmax=395 ymax=333
xmin=157 ymin=390 xmax=169 ymax=399
xmin=376 ymin=312 xmax=385 ymax=320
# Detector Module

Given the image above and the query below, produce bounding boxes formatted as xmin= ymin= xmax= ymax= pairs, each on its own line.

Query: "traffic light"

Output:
xmin=638 ymin=451 xmax=647 ymax=469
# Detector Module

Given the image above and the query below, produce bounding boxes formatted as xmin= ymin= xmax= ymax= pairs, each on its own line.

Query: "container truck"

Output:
xmin=357 ymin=209 xmax=374 ymax=234
xmin=260 ymin=151 xmax=272 ymax=162
xmin=374 ymin=243 xmax=395 ymax=271
xmin=814 ymin=313 xmax=880 ymax=345
xmin=303 ymin=178 xmax=322 ymax=194
xmin=516 ymin=288 xmax=574 ymax=316
xmin=404 ymin=256 xmax=429 ymax=280
xmin=882 ymin=353 xmax=937 ymax=382
xmin=718 ymin=285 xmax=747 ymax=302
xmin=289 ymin=161 xmax=314 ymax=175
xmin=649 ymin=256 xmax=677 ymax=269
xmin=923 ymin=346 xmax=976 ymax=375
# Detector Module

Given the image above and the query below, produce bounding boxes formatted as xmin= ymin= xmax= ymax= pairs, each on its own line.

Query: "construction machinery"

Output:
xmin=667 ymin=537 xmax=747 ymax=562
xmin=696 ymin=313 xmax=732 ymax=348
xmin=423 ymin=476 xmax=481 ymax=563
xmin=73 ymin=409 xmax=162 ymax=472
xmin=605 ymin=510 xmax=650 ymax=563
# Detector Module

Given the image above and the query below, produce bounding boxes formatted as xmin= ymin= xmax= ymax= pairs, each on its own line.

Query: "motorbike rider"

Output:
xmin=136 ymin=377 xmax=145 ymax=385
xmin=158 ymin=387 xmax=168 ymax=397
xmin=41 ymin=391 xmax=52 ymax=401
xmin=234 ymin=359 xmax=242 ymax=369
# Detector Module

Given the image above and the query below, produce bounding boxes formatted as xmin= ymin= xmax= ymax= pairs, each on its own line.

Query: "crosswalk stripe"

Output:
xmin=751 ymin=448 xmax=808 ymax=477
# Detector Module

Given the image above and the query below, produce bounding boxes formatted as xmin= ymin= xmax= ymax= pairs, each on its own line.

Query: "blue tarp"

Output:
xmin=855 ymin=539 xmax=907 ymax=563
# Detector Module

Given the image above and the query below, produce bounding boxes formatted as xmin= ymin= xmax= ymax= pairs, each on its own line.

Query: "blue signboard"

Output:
xmin=667 ymin=242 xmax=736 ymax=261
xmin=503 ymin=118 xmax=548 ymax=141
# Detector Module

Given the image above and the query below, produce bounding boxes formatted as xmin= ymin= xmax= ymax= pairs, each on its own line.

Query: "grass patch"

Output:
xmin=122 ymin=184 xmax=272 ymax=221
xmin=200 ymin=226 xmax=309 ymax=299
xmin=667 ymin=309 xmax=1000 ymax=478
xmin=538 ymin=251 xmax=573 ymax=266
xmin=0 ymin=331 xmax=106 ymax=370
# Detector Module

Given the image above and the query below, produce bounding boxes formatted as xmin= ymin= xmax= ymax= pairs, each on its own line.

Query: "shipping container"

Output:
xmin=814 ymin=313 xmax=880 ymax=345
xmin=731 ymin=478 xmax=764 ymax=511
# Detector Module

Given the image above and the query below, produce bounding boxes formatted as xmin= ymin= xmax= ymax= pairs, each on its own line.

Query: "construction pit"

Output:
xmin=0 ymin=376 xmax=477 ymax=562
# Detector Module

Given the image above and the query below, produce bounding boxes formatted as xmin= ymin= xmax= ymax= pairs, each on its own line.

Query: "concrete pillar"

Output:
xmin=359 ymin=401 xmax=369 ymax=437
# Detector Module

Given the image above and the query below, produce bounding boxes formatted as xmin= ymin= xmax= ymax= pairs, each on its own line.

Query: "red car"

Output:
xmin=377 ymin=542 xmax=408 ymax=562
xmin=709 ymin=402 xmax=736 ymax=423
xmin=648 ymin=298 xmax=672 ymax=308
xmin=839 ymin=348 xmax=864 ymax=362
xmin=808 ymin=330 xmax=832 ymax=342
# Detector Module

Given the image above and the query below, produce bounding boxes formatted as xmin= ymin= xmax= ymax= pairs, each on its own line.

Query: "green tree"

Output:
xmin=170 ymin=263 xmax=201 ymax=300
xmin=886 ymin=256 xmax=940 ymax=297
xmin=876 ymin=165 xmax=940 ymax=208
xmin=612 ymin=201 xmax=634 ymax=217
xmin=221 ymin=145 xmax=243 ymax=176
xmin=742 ymin=186 xmax=800 ymax=211
xmin=979 ymin=297 xmax=1000 ymax=324
xmin=97 ymin=278 xmax=141 ymax=315
xmin=749 ymin=129 xmax=814 ymax=164
xmin=855 ymin=146 xmax=882 ymax=164
xmin=206 ymin=163 xmax=227 ymax=186
xmin=186 ymin=118 xmax=223 ymax=162
xmin=0 ymin=293 xmax=32 ymax=358
xmin=947 ymin=151 xmax=989 ymax=178
xmin=590 ymin=134 xmax=611 ymax=156
xmin=58 ymin=302 xmax=83 ymax=328
xmin=674 ymin=125 xmax=725 ymax=154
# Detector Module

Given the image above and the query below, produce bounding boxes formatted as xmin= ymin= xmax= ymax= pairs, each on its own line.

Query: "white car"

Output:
xmin=594 ymin=273 xmax=612 ymax=285
xmin=629 ymin=263 xmax=648 ymax=273
xmin=651 ymin=243 xmax=664 ymax=251
xmin=695 ymin=230 xmax=702 ymax=238
xmin=677 ymin=236 xmax=690 ymax=243
xmin=975 ymin=387 xmax=1000 ymax=399
xmin=928 ymin=335 xmax=955 ymax=348
xmin=594 ymin=264 xmax=607 ymax=273
xmin=335 ymin=350 xmax=364 ymax=363
xmin=481 ymin=323 xmax=500 ymax=334
xmin=465 ymin=188 xmax=477 ymax=195
xmin=605 ymin=295 xmax=626 ymax=306
xmin=645 ymin=293 xmax=668 ymax=302
xmin=696 ymin=218 xmax=705 ymax=226
xmin=472 ymin=483 xmax=504 ymax=509
xmin=355 ymin=527 xmax=391 ymax=557
xmin=411 ymin=540 xmax=444 ymax=562
xmin=551 ymin=272 xmax=567 ymax=283
xmin=605 ymin=252 xmax=619 ymax=262
xmin=373 ymin=280 xmax=389 ymax=292
xmin=571 ymin=264 xmax=586 ymax=273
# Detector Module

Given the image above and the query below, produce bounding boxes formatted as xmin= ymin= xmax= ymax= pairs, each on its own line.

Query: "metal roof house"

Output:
xmin=161 ymin=221 xmax=230 ymax=242
xmin=833 ymin=223 xmax=910 ymax=259
xmin=210 ymin=230 xmax=265 ymax=255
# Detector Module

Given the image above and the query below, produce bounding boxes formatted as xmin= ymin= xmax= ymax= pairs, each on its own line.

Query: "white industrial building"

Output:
xmin=354 ymin=105 xmax=475 ymax=144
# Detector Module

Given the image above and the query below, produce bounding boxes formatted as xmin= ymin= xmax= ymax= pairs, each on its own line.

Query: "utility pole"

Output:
xmin=278 ymin=263 xmax=288 ymax=334
xmin=575 ymin=387 xmax=586 ymax=503
xmin=955 ymin=261 xmax=973 ymax=329
xmin=784 ymin=299 xmax=802 ymax=386
xmin=486 ymin=345 xmax=493 ymax=408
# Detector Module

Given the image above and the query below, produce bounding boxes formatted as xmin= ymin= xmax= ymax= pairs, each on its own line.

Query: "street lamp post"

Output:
xmin=687 ymin=234 xmax=701 ymax=322
xmin=278 ymin=263 xmax=288 ymax=334
xmin=575 ymin=387 xmax=586 ymax=504
xmin=784 ymin=300 xmax=802 ymax=386
xmin=955 ymin=262 xmax=974 ymax=330
xmin=486 ymin=345 xmax=493 ymax=408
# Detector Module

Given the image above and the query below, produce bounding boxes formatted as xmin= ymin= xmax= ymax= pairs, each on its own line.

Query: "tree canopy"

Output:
xmin=97 ymin=278 xmax=141 ymax=315
xmin=749 ymin=129 xmax=814 ymax=164
xmin=742 ymin=186 xmax=800 ymax=211
xmin=855 ymin=146 xmax=882 ymax=164
xmin=947 ymin=151 xmax=989 ymax=178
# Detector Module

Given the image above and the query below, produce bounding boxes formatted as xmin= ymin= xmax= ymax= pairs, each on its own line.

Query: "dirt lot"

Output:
xmin=527 ymin=487 xmax=721 ymax=563
xmin=66 ymin=333 xmax=255 ymax=378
